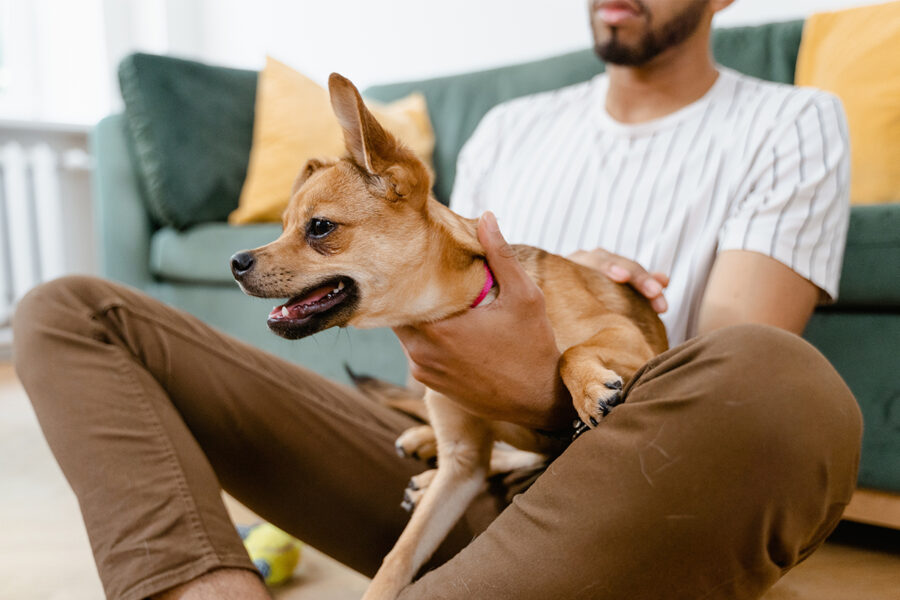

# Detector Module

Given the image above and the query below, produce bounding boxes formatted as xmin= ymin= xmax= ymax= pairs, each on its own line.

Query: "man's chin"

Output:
xmin=594 ymin=41 xmax=652 ymax=67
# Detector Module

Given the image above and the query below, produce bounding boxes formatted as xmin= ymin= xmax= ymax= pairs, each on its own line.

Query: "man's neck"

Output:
xmin=604 ymin=26 xmax=719 ymax=124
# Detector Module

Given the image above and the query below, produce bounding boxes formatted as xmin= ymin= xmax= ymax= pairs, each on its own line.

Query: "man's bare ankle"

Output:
xmin=153 ymin=567 xmax=270 ymax=600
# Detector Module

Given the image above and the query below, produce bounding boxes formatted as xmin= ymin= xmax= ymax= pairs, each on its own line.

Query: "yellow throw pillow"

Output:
xmin=795 ymin=1 xmax=900 ymax=205
xmin=229 ymin=56 xmax=435 ymax=224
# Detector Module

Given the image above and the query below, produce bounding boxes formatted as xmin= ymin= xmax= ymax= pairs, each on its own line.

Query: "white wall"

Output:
xmin=0 ymin=0 xmax=885 ymax=124
xmin=192 ymin=0 xmax=882 ymax=91
xmin=0 ymin=0 xmax=109 ymax=124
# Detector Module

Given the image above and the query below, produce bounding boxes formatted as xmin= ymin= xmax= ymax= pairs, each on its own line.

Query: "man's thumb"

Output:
xmin=477 ymin=212 xmax=528 ymax=288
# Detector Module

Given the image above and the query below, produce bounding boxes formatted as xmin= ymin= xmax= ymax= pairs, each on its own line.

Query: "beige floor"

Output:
xmin=2 ymin=361 xmax=898 ymax=600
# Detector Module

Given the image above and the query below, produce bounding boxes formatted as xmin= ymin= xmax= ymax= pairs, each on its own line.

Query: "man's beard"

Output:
xmin=594 ymin=0 xmax=709 ymax=66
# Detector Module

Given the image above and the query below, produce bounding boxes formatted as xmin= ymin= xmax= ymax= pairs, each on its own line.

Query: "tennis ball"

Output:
xmin=241 ymin=523 xmax=303 ymax=586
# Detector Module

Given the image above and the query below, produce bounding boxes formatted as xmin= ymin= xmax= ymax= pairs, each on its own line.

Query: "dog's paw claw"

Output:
xmin=596 ymin=398 xmax=612 ymax=417
xmin=607 ymin=390 xmax=623 ymax=407
xmin=394 ymin=425 xmax=437 ymax=463
xmin=572 ymin=418 xmax=590 ymax=439
xmin=573 ymin=373 xmax=625 ymax=429
xmin=401 ymin=468 xmax=436 ymax=512
xmin=394 ymin=440 xmax=408 ymax=458
xmin=401 ymin=480 xmax=429 ymax=513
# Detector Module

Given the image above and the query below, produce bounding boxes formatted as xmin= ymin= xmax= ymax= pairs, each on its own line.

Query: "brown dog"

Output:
xmin=231 ymin=73 xmax=668 ymax=599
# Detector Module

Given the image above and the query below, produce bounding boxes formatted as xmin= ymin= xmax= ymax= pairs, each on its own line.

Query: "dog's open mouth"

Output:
xmin=266 ymin=276 xmax=358 ymax=339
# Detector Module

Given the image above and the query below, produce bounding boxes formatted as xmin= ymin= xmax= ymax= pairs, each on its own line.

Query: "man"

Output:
xmin=14 ymin=1 xmax=860 ymax=599
xmin=393 ymin=0 xmax=852 ymax=430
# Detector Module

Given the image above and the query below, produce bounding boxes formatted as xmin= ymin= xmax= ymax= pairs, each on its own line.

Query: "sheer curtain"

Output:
xmin=0 ymin=0 xmax=203 ymax=126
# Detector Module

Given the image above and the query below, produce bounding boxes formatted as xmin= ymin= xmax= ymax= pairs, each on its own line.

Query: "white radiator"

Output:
xmin=0 ymin=123 xmax=91 ymax=329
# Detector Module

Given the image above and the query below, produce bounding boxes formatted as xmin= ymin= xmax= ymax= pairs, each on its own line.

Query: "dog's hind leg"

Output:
xmin=401 ymin=445 xmax=546 ymax=513
xmin=363 ymin=390 xmax=492 ymax=600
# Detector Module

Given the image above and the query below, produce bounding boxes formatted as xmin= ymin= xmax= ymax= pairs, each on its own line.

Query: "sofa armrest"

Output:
xmin=91 ymin=114 xmax=155 ymax=290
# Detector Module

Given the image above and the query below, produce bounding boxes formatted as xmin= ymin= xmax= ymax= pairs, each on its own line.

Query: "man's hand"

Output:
xmin=567 ymin=248 xmax=669 ymax=313
xmin=393 ymin=212 xmax=573 ymax=431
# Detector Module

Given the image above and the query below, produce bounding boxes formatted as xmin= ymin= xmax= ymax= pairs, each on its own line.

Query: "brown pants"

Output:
xmin=13 ymin=275 xmax=861 ymax=600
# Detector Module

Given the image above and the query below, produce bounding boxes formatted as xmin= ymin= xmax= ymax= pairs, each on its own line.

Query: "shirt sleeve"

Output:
xmin=717 ymin=91 xmax=851 ymax=301
xmin=448 ymin=106 xmax=505 ymax=219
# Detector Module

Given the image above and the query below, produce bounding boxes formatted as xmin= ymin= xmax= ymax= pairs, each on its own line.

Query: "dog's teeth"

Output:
xmin=337 ymin=281 xmax=345 ymax=291
xmin=281 ymin=306 xmax=289 ymax=317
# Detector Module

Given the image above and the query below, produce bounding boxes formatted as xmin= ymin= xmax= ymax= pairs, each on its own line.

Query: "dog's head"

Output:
xmin=231 ymin=73 xmax=471 ymax=339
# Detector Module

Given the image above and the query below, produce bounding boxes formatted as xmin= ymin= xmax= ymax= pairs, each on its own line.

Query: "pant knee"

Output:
xmin=12 ymin=275 xmax=115 ymax=378
xmin=691 ymin=323 xmax=861 ymax=500
xmin=622 ymin=324 xmax=862 ymax=573
xmin=636 ymin=323 xmax=861 ymax=496
xmin=685 ymin=324 xmax=843 ymax=406
xmin=699 ymin=322 xmax=810 ymax=368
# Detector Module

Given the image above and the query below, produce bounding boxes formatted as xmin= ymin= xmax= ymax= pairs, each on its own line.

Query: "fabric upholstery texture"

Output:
xmin=118 ymin=53 xmax=258 ymax=230
xmin=795 ymin=1 xmax=900 ymax=205
xmin=834 ymin=204 xmax=900 ymax=307
xmin=150 ymin=223 xmax=282 ymax=284
xmin=804 ymin=311 xmax=900 ymax=492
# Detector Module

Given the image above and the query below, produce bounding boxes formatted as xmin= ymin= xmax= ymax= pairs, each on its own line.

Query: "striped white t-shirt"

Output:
xmin=450 ymin=67 xmax=850 ymax=346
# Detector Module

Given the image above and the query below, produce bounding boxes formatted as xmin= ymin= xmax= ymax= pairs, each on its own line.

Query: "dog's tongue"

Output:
xmin=269 ymin=283 xmax=335 ymax=319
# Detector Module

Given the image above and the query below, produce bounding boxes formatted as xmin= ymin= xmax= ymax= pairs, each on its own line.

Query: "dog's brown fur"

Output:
xmin=232 ymin=74 xmax=668 ymax=599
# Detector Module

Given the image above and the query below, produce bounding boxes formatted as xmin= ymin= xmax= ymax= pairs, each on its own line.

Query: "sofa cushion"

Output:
xmin=804 ymin=311 xmax=900 ymax=492
xmin=230 ymin=56 xmax=435 ymax=225
xmin=364 ymin=20 xmax=804 ymax=205
xmin=834 ymin=203 xmax=900 ymax=308
xmin=795 ymin=2 xmax=900 ymax=205
xmin=150 ymin=223 xmax=282 ymax=284
xmin=119 ymin=53 xmax=257 ymax=230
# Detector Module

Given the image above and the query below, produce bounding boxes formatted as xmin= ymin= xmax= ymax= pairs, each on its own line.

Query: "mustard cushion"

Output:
xmin=230 ymin=57 xmax=435 ymax=224
xmin=795 ymin=1 xmax=900 ymax=205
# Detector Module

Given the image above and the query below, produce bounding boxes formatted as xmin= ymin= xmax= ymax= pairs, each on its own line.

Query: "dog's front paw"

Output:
xmin=394 ymin=425 xmax=437 ymax=463
xmin=572 ymin=370 xmax=624 ymax=428
xmin=401 ymin=468 xmax=437 ymax=513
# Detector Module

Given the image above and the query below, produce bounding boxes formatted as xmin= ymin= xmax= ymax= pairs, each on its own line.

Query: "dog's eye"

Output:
xmin=307 ymin=218 xmax=336 ymax=239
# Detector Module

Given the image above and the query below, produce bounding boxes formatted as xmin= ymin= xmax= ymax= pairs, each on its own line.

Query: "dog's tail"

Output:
xmin=344 ymin=363 xmax=429 ymax=423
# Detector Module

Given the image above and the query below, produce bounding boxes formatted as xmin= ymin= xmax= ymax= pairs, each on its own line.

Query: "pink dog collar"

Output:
xmin=471 ymin=262 xmax=494 ymax=308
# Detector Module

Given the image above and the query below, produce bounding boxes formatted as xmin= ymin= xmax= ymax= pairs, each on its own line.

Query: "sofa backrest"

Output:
xmin=365 ymin=20 xmax=804 ymax=204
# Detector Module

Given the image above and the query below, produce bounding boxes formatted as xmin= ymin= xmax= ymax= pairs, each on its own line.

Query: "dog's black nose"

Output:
xmin=230 ymin=251 xmax=255 ymax=278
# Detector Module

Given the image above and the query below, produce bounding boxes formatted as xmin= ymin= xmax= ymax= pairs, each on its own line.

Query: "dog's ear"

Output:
xmin=291 ymin=158 xmax=332 ymax=197
xmin=328 ymin=73 xmax=429 ymax=203
xmin=329 ymin=73 xmax=380 ymax=173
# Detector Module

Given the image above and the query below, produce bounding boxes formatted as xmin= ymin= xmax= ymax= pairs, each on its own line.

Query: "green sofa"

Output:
xmin=93 ymin=21 xmax=900 ymax=494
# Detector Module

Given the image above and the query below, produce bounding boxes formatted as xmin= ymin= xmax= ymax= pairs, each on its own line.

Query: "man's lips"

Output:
xmin=595 ymin=0 xmax=641 ymax=25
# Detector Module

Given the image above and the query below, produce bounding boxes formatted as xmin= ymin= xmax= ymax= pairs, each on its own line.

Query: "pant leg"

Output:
xmin=400 ymin=324 xmax=862 ymax=600
xmin=12 ymin=276 xmax=481 ymax=599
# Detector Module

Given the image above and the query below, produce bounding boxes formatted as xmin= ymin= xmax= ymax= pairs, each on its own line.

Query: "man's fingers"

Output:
xmin=604 ymin=263 xmax=631 ymax=282
xmin=637 ymin=275 xmax=663 ymax=298
xmin=651 ymin=272 xmax=670 ymax=288
xmin=598 ymin=257 xmax=669 ymax=313
xmin=477 ymin=212 xmax=533 ymax=294
xmin=481 ymin=212 xmax=518 ymax=259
